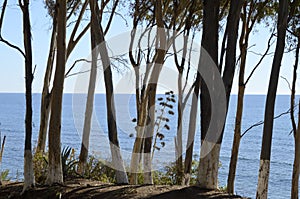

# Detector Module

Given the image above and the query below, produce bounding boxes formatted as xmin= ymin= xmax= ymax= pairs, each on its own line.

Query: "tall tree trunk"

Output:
xmin=292 ymin=103 xmax=300 ymax=199
xmin=77 ymin=10 xmax=98 ymax=175
xmin=182 ymin=74 xmax=200 ymax=185
xmin=256 ymin=0 xmax=288 ymax=198
xmin=130 ymin=99 xmax=148 ymax=184
xmin=176 ymin=71 xmax=183 ymax=184
xmin=227 ymin=6 xmax=248 ymax=192
xmin=46 ymin=0 xmax=66 ymax=184
xmin=36 ymin=18 xmax=57 ymax=154
xmin=197 ymin=0 xmax=220 ymax=189
xmin=142 ymin=0 xmax=166 ymax=183
xmin=198 ymin=0 xmax=243 ymax=189
xmin=89 ymin=0 xmax=128 ymax=184
xmin=291 ymin=36 xmax=300 ymax=199
xmin=20 ymin=0 xmax=35 ymax=192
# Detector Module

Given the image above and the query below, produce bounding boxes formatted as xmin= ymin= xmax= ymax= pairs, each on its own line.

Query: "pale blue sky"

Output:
xmin=0 ymin=0 xmax=299 ymax=95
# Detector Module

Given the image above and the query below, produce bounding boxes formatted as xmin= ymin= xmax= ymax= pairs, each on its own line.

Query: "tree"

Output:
xmin=0 ymin=0 xmax=35 ymax=192
xmin=78 ymin=0 xmax=119 ymax=175
xmin=36 ymin=0 xmax=90 ymax=154
xmin=196 ymin=0 xmax=243 ymax=189
xmin=128 ymin=0 xmax=168 ymax=184
xmin=46 ymin=0 xmax=67 ymax=184
xmin=89 ymin=0 xmax=128 ymax=184
xmin=256 ymin=0 xmax=289 ymax=197
xmin=291 ymin=37 xmax=300 ymax=199
xmin=19 ymin=0 xmax=35 ymax=192
xmin=227 ymin=0 xmax=275 ymax=194
xmin=287 ymin=4 xmax=300 ymax=197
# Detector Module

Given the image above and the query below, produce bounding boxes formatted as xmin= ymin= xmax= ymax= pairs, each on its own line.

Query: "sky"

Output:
xmin=0 ymin=0 xmax=299 ymax=95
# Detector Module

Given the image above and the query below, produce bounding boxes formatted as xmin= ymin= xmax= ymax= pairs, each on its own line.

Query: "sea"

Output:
xmin=0 ymin=93 xmax=299 ymax=199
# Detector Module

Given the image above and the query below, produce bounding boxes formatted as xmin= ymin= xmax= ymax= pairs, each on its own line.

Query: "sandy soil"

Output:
xmin=0 ymin=179 xmax=247 ymax=199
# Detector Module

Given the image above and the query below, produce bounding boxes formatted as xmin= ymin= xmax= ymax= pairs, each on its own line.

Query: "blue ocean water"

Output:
xmin=0 ymin=93 xmax=299 ymax=198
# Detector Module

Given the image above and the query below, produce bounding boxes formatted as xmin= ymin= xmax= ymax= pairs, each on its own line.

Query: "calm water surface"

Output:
xmin=0 ymin=93 xmax=299 ymax=198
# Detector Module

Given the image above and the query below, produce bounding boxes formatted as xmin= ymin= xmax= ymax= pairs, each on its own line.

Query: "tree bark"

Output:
xmin=291 ymin=36 xmax=300 ymax=199
xmin=227 ymin=5 xmax=248 ymax=192
xmin=20 ymin=0 xmax=35 ymax=192
xmin=198 ymin=0 xmax=243 ymax=189
xmin=46 ymin=0 xmax=66 ymax=184
xmin=77 ymin=6 xmax=98 ymax=175
xmin=89 ymin=0 xmax=128 ymax=184
xmin=176 ymin=71 xmax=183 ymax=184
xmin=182 ymin=74 xmax=200 ymax=186
xmin=36 ymin=17 xmax=57 ymax=154
xmin=197 ymin=0 xmax=220 ymax=189
xmin=256 ymin=0 xmax=288 ymax=198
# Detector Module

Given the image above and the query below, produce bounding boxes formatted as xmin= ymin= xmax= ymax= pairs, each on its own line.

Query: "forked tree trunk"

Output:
xmin=198 ymin=0 xmax=243 ymax=189
xmin=256 ymin=0 xmax=288 ymax=198
xmin=20 ymin=0 xmax=35 ymax=192
xmin=77 ymin=9 xmax=98 ymax=175
xmin=89 ymin=0 xmax=128 ymax=184
xmin=46 ymin=0 xmax=66 ymax=184
xmin=36 ymin=18 xmax=57 ymax=154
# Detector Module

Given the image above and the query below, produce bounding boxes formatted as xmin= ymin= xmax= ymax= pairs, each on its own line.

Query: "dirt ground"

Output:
xmin=0 ymin=179 xmax=247 ymax=199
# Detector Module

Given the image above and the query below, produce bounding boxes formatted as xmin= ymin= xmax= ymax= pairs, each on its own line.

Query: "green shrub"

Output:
xmin=1 ymin=169 xmax=10 ymax=181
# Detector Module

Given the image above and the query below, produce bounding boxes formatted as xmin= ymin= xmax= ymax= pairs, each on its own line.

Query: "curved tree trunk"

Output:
xmin=46 ymin=0 xmax=66 ymax=184
xmin=20 ymin=0 xmax=35 ymax=192
xmin=256 ymin=0 xmax=288 ymax=198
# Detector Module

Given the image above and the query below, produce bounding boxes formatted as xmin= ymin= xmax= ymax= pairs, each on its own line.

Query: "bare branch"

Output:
xmin=65 ymin=58 xmax=91 ymax=78
xmin=0 ymin=0 xmax=26 ymax=59
xmin=281 ymin=76 xmax=292 ymax=91
xmin=245 ymin=29 xmax=275 ymax=85
xmin=241 ymin=105 xmax=298 ymax=138
xmin=104 ymin=0 xmax=119 ymax=35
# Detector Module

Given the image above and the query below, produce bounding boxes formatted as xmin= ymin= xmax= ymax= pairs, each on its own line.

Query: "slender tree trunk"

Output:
xmin=89 ymin=0 xmax=128 ymax=184
xmin=256 ymin=0 xmax=288 ymax=198
xmin=292 ymin=112 xmax=300 ymax=199
xmin=227 ymin=12 xmax=248 ymax=193
xmin=175 ymin=71 xmax=183 ymax=184
xmin=46 ymin=0 xmax=66 ymax=184
xmin=20 ymin=0 xmax=35 ymax=192
xmin=227 ymin=85 xmax=244 ymax=194
xmin=77 ymin=10 xmax=98 ymax=175
xmin=291 ymin=37 xmax=300 ymax=199
xmin=36 ymin=19 xmax=57 ymax=154
xmin=182 ymin=74 xmax=200 ymax=186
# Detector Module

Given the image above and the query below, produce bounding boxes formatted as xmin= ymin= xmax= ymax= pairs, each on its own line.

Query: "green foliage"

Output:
xmin=33 ymin=151 xmax=48 ymax=183
xmin=61 ymin=146 xmax=78 ymax=180
xmin=0 ymin=169 xmax=10 ymax=181
xmin=82 ymin=156 xmax=116 ymax=183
